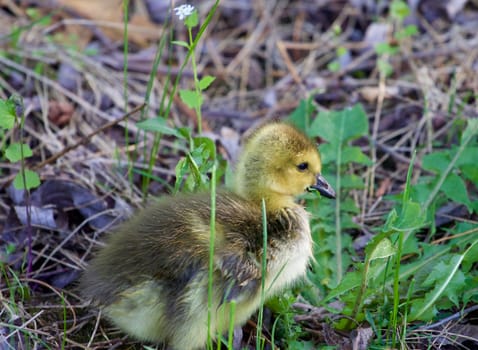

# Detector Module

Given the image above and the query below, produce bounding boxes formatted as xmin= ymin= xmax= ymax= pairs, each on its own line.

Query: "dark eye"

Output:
xmin=297 ymin=162 xmax=308 ymax=171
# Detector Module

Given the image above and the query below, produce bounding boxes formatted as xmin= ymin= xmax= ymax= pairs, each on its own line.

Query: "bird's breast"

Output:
xmin=265 ymin=207 xmax=313 ymax=295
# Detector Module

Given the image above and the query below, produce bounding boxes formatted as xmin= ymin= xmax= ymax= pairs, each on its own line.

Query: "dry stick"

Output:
xmin=276 ymin=40 xmax=302 ymax=85
xmin=87 ymin=310 xmax=103 ymax=349
xmin=419 ymin=304 xmax=478 ymax=330
xmin=32 ymin=103 xmax=145 ymax=171
xmin=361 ymin=71 xmax=386 ymax=223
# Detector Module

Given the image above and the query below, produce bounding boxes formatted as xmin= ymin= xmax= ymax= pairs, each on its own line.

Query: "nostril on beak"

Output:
xmin=308 ymin=174 xmax=336 ymax=199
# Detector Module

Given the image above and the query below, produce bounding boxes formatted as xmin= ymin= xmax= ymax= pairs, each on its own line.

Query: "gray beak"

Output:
xmin=308 ymin=174 xmax=336 ymax=199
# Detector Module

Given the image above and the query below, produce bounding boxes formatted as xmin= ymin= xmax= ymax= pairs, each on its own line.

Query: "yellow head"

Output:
xmin=234 ymin=123 xmax=335 ymax=211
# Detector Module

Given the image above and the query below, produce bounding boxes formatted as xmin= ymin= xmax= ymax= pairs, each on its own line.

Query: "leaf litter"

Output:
xmin=0 ymin=0 xmax=477 ymax=349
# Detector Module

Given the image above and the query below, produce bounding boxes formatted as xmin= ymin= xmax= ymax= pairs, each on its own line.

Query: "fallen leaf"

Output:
xmin=359 ymin=85 xmax=399 ymax=102
xmin=57 ymin=0 xmax=160 ymax=47
xmin=48 ymin=101 xmax=74 ymax=126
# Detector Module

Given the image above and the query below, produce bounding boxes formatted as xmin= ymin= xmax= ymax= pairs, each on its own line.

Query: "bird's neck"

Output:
xmin=246 ymin=191 xmax=298 ymax=213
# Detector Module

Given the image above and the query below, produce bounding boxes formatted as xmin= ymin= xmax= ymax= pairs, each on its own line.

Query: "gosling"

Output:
xmin=80 ymin=122 xmax=335 ymax=349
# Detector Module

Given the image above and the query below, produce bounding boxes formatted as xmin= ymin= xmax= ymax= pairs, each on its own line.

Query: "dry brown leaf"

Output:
xmin=359 ymin=85 xmax=399 ymax=103
xmin=376 ymin=177 xmax=392 ymax=198
xmin=56 ymin=0 xmax=159 ymax=47
xmin=48 ymin=100 xmax=74 ymax=126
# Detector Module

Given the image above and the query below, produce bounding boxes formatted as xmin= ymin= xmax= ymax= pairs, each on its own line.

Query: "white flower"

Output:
xmin=174 ymin=4 xmax=195 ymax=21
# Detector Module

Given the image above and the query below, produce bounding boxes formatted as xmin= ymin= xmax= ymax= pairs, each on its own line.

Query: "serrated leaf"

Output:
xmin=179 ymin=89 xmax=203 ymax=109
xmin=0 ymin=99 xmax=16 ymax=129
xmin=462 ymin=234 xmax=478 ymax=272
xmin=409 ymin=298 xmax=438 ymax=321
xmin=409 ymin=254 xmax=464 ymax=321
xmin=444 ymin=270 xmax=466 ymax=307
xmin=136 ymin=117 xmax=185 ymax=138
xmin=199 ymin=76 xmax=215 ymax=91
xmin=13 ymin=170 xmax=41 ymax=190
xmin=5 ymin=143 xmax=33 ymax=162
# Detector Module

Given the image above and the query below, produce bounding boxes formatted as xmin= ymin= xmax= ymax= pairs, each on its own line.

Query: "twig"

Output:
xmin=32 ymin=103 xmax=145 ymax=171
xmin=419 ymin=305 xmax=478 ymax=330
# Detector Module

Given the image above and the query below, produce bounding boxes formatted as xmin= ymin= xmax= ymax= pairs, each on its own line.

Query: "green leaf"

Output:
xmin=312 ymin=104 xmax=368 ymax=144
xmin=461 ymin=164 xmax=478 ymax=185
xmin=374 ymin=43 xmax=399 ymax=55
xmin=391 ymin=201 xmax=426 ymax=231
xmin=390 ymin=0 xmax=410 ymax=20
xmin=395 ymin=24 xmax=418 ymax=40
xmin=136 ymin=117 xmax=185 ymax=138
xmin=409 ymin=254 xmax=465 ymax=321
xmin=184 ymin=10 xmax=198 ymax=28
xmin=174 ymin=158 xmax=188 ymax=193
xmin=368 ymin=237 xmax=395 ymax=261
xmin=317 ymin=143 xmax=336 ymax=164
xmin=199 ymin=76 xmax=215 ymax=91
xmin=409 ymin=298 xmax=438 ymax=321
xmin=327 ymin=60 xmax=340 ymax=72
xmin=462 ymin=232 xmax=478 ymax=272
xmin=179 ymin=89 xmax=203 ymax=109
xmin=5 ymin=143 xmax=33 ymax=162
xmin=336 ymin=46 xmax=347 ymax=57
xmin=26 ymin=8 xmax=40 ymax=19
xmin=171 ymin=40 xmax=190 ymax=48
xmin=341 ymin=146 xmax=372 ymax=165
xmin=410 ymin=181 xmax=433 ymax=204
xmin=457 ymin=147 xmax=478 ymax=166
xmin=441 ymin=173 xmax=472 ymax=209
xmin=288 ymin=99 xmax=314 ymax=131
xmin=422 ymin=151 xmax=449 ymax=173
xmin=178 ymin=127 xmax=192 ymax=140
xmin=341 ymin=174 xmax=364 ymax=189
xmin=322 ymin=268 xmax=362 ymax=303
xmin=0 ymin=99 xmax=16 ymax=129
xmin=13 ymin=170 xmax=41 ymax=190
xmin=193 ymin=137 xmax=216 ymax=161
xmin=461 ymin=117 xmax=478 ymax=144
